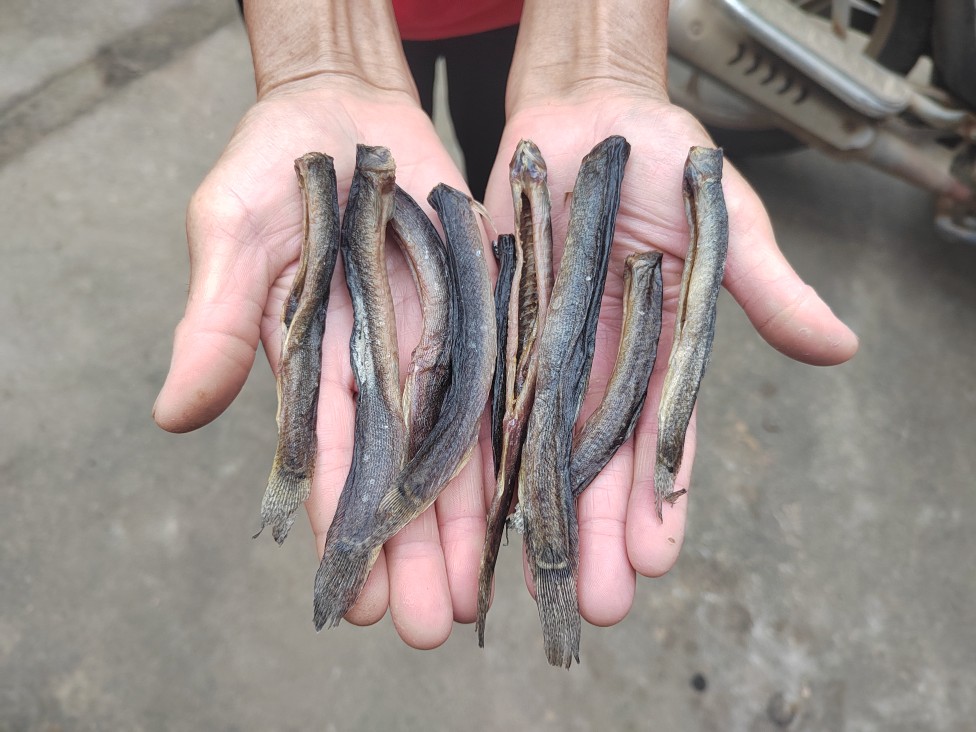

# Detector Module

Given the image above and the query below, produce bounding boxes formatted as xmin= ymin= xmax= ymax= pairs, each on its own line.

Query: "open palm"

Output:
xmin=482 ymin=94 xmax=858 ymax=627
xmin=154 ymin=82 xmax=492 ymax=649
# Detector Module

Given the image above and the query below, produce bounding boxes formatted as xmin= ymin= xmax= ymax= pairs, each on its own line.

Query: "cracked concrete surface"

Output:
xmin=1 ymin=2 xmax=975 ymax=730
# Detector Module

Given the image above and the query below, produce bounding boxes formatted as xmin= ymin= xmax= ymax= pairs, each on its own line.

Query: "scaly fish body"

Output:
xmin=489 ymin=233 xmax=516 ymax=471
xmin=655 ymin=146 xmax=728 ymax=518
xmin=389 ymin=185 xmax=452 ymax=457
xmin=571 ymin=251 xmax=663 ymax=497
xmin=314 ymin=145 xmax=404 ymax=630
xmin=260 ymin=153 xmax=340 ymax=545
xmin=519 ymin=136 xmax=630 ymax=667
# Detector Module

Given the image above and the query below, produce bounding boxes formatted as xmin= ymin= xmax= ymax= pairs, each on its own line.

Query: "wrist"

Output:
xmin=243 ymin=0 xmax=417 ymax=101
xmin=506 ymin=0 xmax=670 ymax=114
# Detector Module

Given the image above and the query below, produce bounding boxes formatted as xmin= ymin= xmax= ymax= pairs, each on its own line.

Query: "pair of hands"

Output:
xmin=153 ymin=76 xmax=857 ymax=649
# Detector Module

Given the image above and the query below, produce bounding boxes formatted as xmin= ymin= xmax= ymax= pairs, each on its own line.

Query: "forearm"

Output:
xmin=507 ymin=0 xmax=670 ymax=112
xmin=242 ymin=0 xmax=416 ymax=99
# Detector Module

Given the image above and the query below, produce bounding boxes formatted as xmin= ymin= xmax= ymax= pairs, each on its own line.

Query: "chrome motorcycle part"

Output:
xmin=669 ymin=0 xmax=976 ymax=241
xmin=668 ymin=0 xmax=930 ymax=152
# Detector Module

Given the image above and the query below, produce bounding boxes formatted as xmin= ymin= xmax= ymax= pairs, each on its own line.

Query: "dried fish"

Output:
xmin=571 ymin=251 xmax=663 ymax=497
xmin=489 ymin=234 xmax=516 ymax=470
xmin=655 ymin=146 xmax=728 ymax=519
xmin=518 ymin=135 xmax=630 ymax=667
xmin=259 ymin=152 xmax=340 ymax=545
xmin=389 ymin=185 xmax=452 ymax=456
xmin=313 ymin=145 xmax=404 ymax=630
xmin=477 ymin=140 xmax=554 ymax=647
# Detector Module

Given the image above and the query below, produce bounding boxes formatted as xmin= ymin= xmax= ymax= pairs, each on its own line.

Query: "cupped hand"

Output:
xmin=482 ymin=92 xmax=859 ymax=627
xmin=153 ymin=79 xmax=489 ymax=649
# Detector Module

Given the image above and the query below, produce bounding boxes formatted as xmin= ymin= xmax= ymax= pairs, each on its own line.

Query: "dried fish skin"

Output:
xmin=373 ymin=184 xmax=496 ymax=530
xmin=477 ymin=140 xmax=557 ymax=647
xmin=314 ymin=145 xmax=404 ymax=631
xmin=259 ymin=152 xmax=340 ymax=545
xmin=388 ymin=185 xmax=452 ymax=458
xmin=655 ymin=146 xmax=728 ymax=519
xmin=571 ymin=251 xmax=663 ymax=497
xmin=519 ymin=135 xmax=631 ymax=667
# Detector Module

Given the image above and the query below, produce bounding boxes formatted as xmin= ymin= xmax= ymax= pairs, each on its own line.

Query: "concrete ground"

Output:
xmin=2 ymin=2 xmax=975 ymax=730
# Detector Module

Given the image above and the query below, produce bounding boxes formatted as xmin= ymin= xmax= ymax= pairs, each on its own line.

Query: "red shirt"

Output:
xmin=393 ymin=0 xmax=523 ymax=40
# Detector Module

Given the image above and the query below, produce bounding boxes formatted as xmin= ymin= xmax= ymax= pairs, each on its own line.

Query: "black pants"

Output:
xmin=402 ymin=25 xmax=519 ymax=202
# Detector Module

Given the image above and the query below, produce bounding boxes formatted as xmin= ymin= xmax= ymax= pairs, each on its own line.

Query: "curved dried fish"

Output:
xmin=477 ymin=140 xmax=554 ymax=647
xmin=259 ymin=152 xmax=340 ymax=545
xmin=655 ymin=146 xmax=728 ymax=519
xmin=571 ymin=251 xmax=663 ymax=497
xmin=374 ymin=184 xmax=496 ymax=531
xmin=519 ymin=135 xmax=630 ymax=667
xmin=314 ymin=145 xmax=404 ymax=631
xmin=389 ymin=185 xmax=452 ymax=457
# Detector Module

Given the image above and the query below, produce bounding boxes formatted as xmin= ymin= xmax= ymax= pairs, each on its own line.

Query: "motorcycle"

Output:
xmin=667 ymin=0 xmax=976 ymax=243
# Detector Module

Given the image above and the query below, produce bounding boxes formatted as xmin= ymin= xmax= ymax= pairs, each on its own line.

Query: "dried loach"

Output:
xmin=570 ymin=250 xmax=664 ymax=497
xmin=518 ymin=135 xmax=630 ymax=667
xmin=258 ymin=153 xmax=341 ymax=545
xmin=477 ymin=141 xmax=554 ymax=647
xmin=389 ymin=185 xmax=453 ymax=455
xmin=489 ymin=233 xmax=516 ymax=469
xmin=314 ymin=145 xmax=405 ymax=630
xmin=655 ymin=146 xmax=729 ymax=519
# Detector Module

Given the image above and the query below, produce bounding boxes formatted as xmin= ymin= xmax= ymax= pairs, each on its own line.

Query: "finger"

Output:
xmin=384 ymin=506 xmax=453 ymax=649
xmin=721 ymin=166 xmax=859 ymax=366
xmin=435 ymin=437 xmax=490 ymax=624
xmin=308 ymin=375 xmax=391 ymax=627
xmin=305 ymin=287 xmax=390 ymax=627
xmin=618 ymin=293 xmax=690 ymax=577
xmin=576 ymin=447 xmax=637 ymax=626
xmin=627 ymin=400 xmax=695 ymax=578
xmin=153 ymin=191 xmax=274 ymax=432
xmin=153 ymin=158 xmax=307 ymax=432
xmin=573 ymin=299 xmax=637 ymax=626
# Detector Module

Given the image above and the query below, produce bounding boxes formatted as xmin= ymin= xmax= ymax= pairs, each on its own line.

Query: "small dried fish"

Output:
xmin=388 ymin=185 xmax=452 ymax=456
xmin=259 ymin=152 xmax=340 ymax=545
xmin=477 ymin=141 xmax=554 ymax=647
xmin=489 ymin=234 xmax=516 ymax=470
xmin=519 ymin=135 xmax=630 ymax=667
xmin=655 ymin=146 xmax=728 ymax=519
xmin=314 ymin=145 xmax=404 ymax=630
xmin=571 ymin=251 xmax=663 ymax=497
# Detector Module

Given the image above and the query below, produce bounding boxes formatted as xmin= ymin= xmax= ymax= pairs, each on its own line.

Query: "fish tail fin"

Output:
xmin=477 ymin=474 xmax=519 ymax=648
xmin=654 ymin=463 xmax=687 ymax=522
xmin=535 ymin=565 xmax=581 ymax=668
xmin=256 ymin=468 xmax=310 ymax=544
xmin=313 ymin=543 xmax=378 ymax=631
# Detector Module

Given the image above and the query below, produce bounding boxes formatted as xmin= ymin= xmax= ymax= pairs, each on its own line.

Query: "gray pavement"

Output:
xmin=2 ymin=3 xmax=975 ymax=731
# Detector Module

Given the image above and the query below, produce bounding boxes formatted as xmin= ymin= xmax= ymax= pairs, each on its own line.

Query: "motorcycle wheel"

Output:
xmin=673 ymin=0 xmax=934 ymax=156
xmin=931 ymin=0 xmax=976 ymax=109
